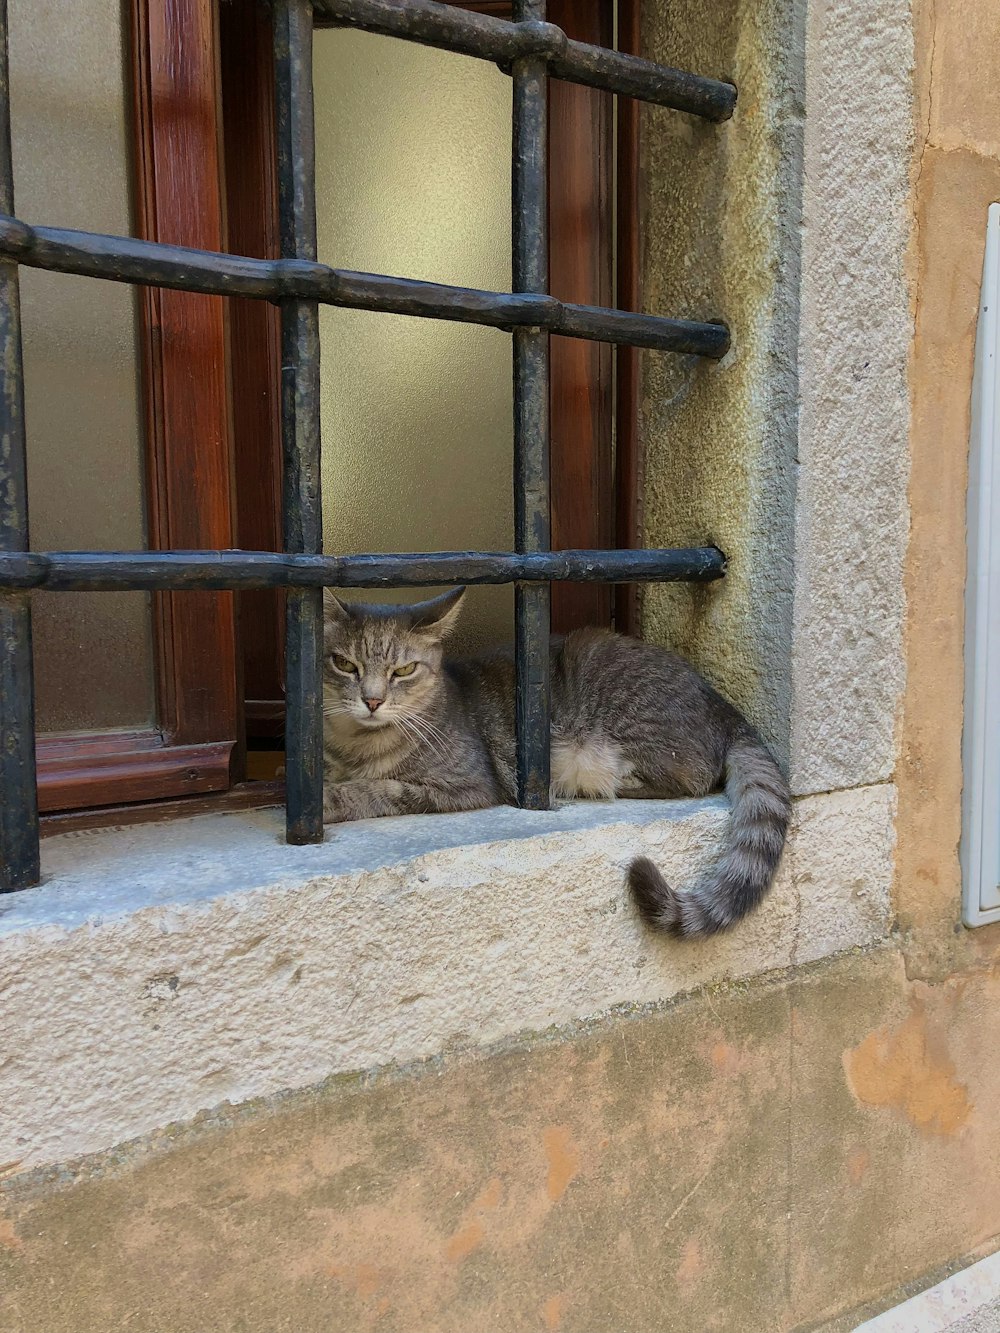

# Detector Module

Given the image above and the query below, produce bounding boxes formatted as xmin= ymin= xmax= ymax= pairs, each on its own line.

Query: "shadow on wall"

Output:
xmin=638 ymin=0 xmax=804 ymax=771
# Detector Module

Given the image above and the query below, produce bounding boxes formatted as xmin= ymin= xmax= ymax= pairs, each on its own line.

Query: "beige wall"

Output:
xmin=4 ymin=0 xmax=1000 ymax=1330
xmin=895 ymin=0 xmax=1000 ymax=975
xmin=4 ymin=948 xmax=1000 ymax=1333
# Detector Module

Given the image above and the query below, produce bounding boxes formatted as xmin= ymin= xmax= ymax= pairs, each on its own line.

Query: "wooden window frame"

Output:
xmin=38 ymin=0 xmax=640 ymax=817
xmin=37 ymin=0 xmax=240 ymax=815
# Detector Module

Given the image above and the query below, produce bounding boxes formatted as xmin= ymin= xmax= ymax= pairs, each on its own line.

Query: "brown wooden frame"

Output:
xmin=547 ymin=0 xmax=614 ymax=631
xmin=36 ymin=0 xmax=240 ymax=814
xmin=220 ymin=0 xmax=286 ymax=739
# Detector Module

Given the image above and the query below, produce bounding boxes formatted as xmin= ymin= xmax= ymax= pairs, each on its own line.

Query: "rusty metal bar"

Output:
xmin=0 ymin=0 xmax=39 ymax=892
xmin=313 ymin=0 xmax=736 ymax=122
xmin=0 ymin=547 xmax=727 ymax=591
xmin=511 ymin=0 xmax=550 ymax=811
xmin=273 ymin=0 xmax=325 ymax=846
xmin=0 ymin=218 xmax=730 ymax=358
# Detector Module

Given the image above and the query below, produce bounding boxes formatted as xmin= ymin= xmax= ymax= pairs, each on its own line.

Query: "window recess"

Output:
xmin=0 ymin=0 xmax=734 ymax=891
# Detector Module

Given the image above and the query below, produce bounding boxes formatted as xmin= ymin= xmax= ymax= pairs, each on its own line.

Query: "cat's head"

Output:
xmin=322 ymin=587 xmax=465 ymax=729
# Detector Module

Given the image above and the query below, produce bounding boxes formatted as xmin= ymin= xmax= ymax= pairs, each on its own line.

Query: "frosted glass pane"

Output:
xmin=314 ymin=29 xmax=514 ymax=649
xmin=9 ymin=0 xmax=155 ymax=733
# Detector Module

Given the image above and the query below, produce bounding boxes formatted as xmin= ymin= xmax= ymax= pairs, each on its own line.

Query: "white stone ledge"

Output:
xmin=0 ymin=787 xmax=895 ymax=1171
xmin=852 ymin=1250 xmax=1000 ymax=1333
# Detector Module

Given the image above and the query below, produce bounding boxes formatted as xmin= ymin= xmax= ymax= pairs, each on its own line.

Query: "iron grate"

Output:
xmin=0 ymin=0 xmax=733 ymax=889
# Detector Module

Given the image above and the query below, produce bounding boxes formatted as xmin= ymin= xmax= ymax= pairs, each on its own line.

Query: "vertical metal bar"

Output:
xmin=273 ymin=0 xmax=324 ymax=844
xmin=0 ymin=0 xmax=39 ymax=891
xmin=512 ymin=0 xmax=551 ymax=808
xmin=614 ymin=0 xmax=642 ymax=638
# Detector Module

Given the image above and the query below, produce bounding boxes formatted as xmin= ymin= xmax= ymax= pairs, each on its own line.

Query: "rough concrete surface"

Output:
xmin=4 ymin=948 xmax=1000 ymax=1333
xmin=1 ymin=787 xmax=892 ymax=1172
xmin=948 ymin=1305 xmax=1000 ymax=1333
xmin=790 ymin=0 xmax=914 ymax=795
xmin=638 ymin=0 xmax=913 ymax=800
xmin=639 ymin=0 xmax=802 ymax=771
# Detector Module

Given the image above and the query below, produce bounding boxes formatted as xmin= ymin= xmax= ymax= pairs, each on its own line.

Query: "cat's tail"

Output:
xmin=627 ymin=729 xmax=791 ymax=938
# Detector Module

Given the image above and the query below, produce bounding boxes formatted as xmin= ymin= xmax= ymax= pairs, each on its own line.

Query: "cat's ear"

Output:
xmin=323 ymin=587 xmax=351 ymax=649
xmin=408 ymin=586 xmax=466 ymax=640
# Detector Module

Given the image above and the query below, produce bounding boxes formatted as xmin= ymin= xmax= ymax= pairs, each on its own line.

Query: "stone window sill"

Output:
xmin=0 ymin=790 xmax=894 ymax=1171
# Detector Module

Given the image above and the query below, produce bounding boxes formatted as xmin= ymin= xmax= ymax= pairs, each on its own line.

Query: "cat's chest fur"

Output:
xmin=324 ymin=714 xmax=414 ymax=782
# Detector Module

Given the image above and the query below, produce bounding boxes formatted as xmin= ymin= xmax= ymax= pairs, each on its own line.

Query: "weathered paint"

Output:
xmin=844 ymin=998 xmax=972 ymax=1138
xmin=4 ymin=951 xmax=1000 ymax=1332
xmin=895 ymin=0 xmax=1000 ymax=977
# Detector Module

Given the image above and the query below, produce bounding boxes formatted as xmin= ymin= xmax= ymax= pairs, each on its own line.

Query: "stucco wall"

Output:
xmin=638 ymin=0 xmax=802 ymax=769
xmin=790 ymin=0 xmax=913 ymax=796
xmin=3 ymin=0 xmax=1000 ymax=1328
xmin=895 ymin=0 xmax=1000 ymax=976
xmin=5 ymin=948 xmax=1000 ymax=1333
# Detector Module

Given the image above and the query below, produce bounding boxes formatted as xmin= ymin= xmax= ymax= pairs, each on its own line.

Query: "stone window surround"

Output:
xmin=0 ymin=0 xmax=915 ymax=1181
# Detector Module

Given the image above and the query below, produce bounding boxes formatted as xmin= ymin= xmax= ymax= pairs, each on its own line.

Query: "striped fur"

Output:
xmin=322 ymin=592 xmax=791 ymax=938
xmin=627 ymin=730 xmax=791 ymax=937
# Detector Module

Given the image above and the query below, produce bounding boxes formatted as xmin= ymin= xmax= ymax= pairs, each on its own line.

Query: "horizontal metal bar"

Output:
xmin=0 ymin=548 xmax=726 ymax=591
xmin=313 ymin=0 xmax=736 ymax=122
xmin=0 ymin=217 xmax=729 ymax=358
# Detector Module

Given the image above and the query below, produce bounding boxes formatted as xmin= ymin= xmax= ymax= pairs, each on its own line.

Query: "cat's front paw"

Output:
xmin=323 ymin=786 xmax=352 ymax=825
xmin=323 ymin=779 xmax=403 ymax=824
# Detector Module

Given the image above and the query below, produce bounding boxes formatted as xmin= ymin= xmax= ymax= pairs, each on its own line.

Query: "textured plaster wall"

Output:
xmin=790 ymin=0 xmax=913 ymax=794
xmin=638 ymin=0 xmax=803 ymax=768
xmin=639 ymin=0 xmax=913 ymax=797
xmin=6 ymin=948 xmax=1000 ymax=1333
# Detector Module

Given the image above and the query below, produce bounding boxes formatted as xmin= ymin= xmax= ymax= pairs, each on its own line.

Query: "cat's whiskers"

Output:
xmin=322 ymin=703 xmax=353 ymax=719
xmin=390 ymin=713 xmax=425 ymax=752
xmin=393 ymin=714 xmax=444 ymax=762
xmin=399 ymin=709 xmax=448 ymax=748
xmin=392 ymin=711 xmax=437 ymax=752
xmin=394 ymin=709 xmax=450 ymax=759
xmin=400 ymin=710 xmax=451 ymax=750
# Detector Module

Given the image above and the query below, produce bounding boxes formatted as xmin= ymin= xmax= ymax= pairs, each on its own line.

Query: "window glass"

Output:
xmin=314 ymin=28 xmax=514 ymax=649
xmin=11 ymin=0 xmax=155 ymax=733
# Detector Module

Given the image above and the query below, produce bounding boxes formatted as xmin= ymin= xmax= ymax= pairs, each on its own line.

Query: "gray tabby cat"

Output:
xmin=322 ymin=587 xmax=791 ymax=937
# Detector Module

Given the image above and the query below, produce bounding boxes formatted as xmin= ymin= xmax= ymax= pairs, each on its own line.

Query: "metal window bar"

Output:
xmin=0 ymin=0 xmax=734 ymax=891
xmin=512 ymin=0 xmax=550 ymax=807
xmin=273 ymin=0 xmax=325 ymax=843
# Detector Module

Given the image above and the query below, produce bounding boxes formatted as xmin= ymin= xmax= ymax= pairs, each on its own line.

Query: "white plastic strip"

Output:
xmin=962 ymin=202 xmax=1000 ymax=926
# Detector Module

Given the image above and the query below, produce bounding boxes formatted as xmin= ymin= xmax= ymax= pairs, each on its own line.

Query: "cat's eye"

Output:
xmin=392 ymin=662 xmax=418 ymax=678
xmin=331 ymin=654 xmax=358 ymax=675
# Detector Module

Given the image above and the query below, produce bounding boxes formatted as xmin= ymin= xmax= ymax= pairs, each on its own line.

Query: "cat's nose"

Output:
xmin=364 ymin=697 xmax=384 ymax=713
